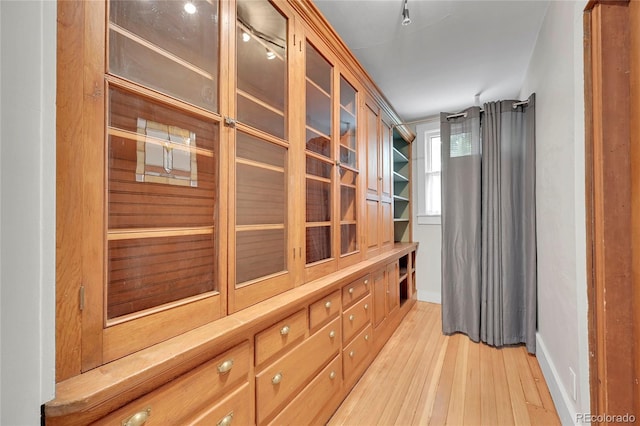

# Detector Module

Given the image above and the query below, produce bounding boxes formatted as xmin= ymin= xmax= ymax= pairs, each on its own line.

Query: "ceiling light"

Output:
xmin=184 ymin=2 xmax=197 ymax=14
xmin=266 ymin=49 xmax=276 ymax=60
xmin=402 ymin=0 xmax=411 ymax=26
xmin=242 ymin=31 xmax=251 ymax=42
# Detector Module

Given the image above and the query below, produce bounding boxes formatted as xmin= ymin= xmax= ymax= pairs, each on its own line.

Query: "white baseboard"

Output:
xmin=417 ymin=290 xmax=441 ymax=304
xmin=536 ymin=333 xmax=578 ymax=425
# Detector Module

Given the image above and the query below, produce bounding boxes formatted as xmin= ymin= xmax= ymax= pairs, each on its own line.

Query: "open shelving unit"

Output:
xmin=392 ymin=129 xmax=411 ymax=243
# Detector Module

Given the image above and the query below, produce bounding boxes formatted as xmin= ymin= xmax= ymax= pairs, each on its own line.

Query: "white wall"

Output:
xmin=519 ymin=1 xmax=589 ymax=424
xmin=412 ymin=119 xmax=442 ymax=304
xmin=0 ymin=1 xmax=56 ymax=424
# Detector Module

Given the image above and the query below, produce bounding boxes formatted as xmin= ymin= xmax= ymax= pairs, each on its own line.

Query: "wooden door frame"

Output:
xmin=584 ymin=0 xmax=639 ymax=421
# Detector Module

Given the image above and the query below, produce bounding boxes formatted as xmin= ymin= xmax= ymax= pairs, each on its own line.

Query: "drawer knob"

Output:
xmin=349 ymin=314 xmax=355 ymax=322
xmin=329 ymin=330 xmax=336 ymax=338
xmin=348 ymin=288 xmax=354 ymax=295
xmin=349 ymin=350 xmax=355 ymax=358
xmin=217 ymin=412 xmax=234 ymax=426
xmin=365 ymin=334 xmax=370 ymax=341
xmin=329 ymin=371 xmax=336 ymax=380
xmin=272 ymin=372 xmax=283 ymax=385
xmin=325 ymin=301 xmax=332 ymax=309
xmin=217 ymin=359 xmax=234 ymax=375
xmin=364 ymin=279 xmax=369 ymax=285
xmin=122 ymin=408 xmax=151 ymax=426
xmin=364 ymin=304 xmax=369 ymax=310
xmin=280 ymin=325 xmax=290 ymax=336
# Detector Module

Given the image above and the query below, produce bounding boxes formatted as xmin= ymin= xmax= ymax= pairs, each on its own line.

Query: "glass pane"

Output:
xmin=306 ymin=129 xmax=331 ymax=157
xmin=340 ymin=224 xmax=357 ymax=255
xmin=306 ymin=42 xmax=332 ymax=94
xmin=306 ymin=156 xmax=332 ymax=179
xmin=108 ymin=233 xmax=215 ymax=319
xmin=235 ymin=131 xmax=287 ymax=284
xmin=108 ymin=87 xmax=217 ymax=229
xmin=236 ymin=0 xmax=286 ymax=139
xmin=430 ymin=136 xmax=441 ymax=171
xmin=109 ymin=0 xmax=219 ymax=111
xmin=339 ymin=146 xmax=357 ymax=168
xmin=340 ymin=76 xmax=356 ymax=115
xmin=340 ymin=168 xmax=357 ymax=186
xmin=306 ymin=226 xmax=331 ymax=264
xmin=236 ymin=229 xmax=285 ymax=284
xmin=306 ymin=81 xmax=332 ymax=136
xmin=306 ymin=42 xmax=332 ymax=155
xmin=236 ymin=163 xmax=285 ymax=225
xmin=340 ymin=107 xmax=356 ymax=153
xmin=340 ymin=186 xmax=356 ymax=221
xmin=306 ymin=180 xmax=331 ymax=222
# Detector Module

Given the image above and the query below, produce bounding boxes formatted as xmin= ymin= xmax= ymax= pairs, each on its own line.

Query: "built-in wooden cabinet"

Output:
xmin=52 ymin=0 xmax=415 ymax=423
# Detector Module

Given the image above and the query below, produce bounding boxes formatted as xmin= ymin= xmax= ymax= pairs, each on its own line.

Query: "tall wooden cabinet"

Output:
xmin=51 ymin=0 xmax=416 ymax=424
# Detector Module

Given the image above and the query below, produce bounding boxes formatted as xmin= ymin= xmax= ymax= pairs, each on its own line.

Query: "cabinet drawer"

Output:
xmin=342 ymin=274 xmax=370 ymax=307
xmin=268 ymin=354 xmax=342 ymax=426
xmin=189 ymin=383 xmax=252 ymax=426
xmin=309 ymin=290 xmax=341 ymax=332
xmin=343 ymin=324 xmax=373 ymax=381
xmin=256 ymin=317 xmax=341 ymax=425
xmin=255 ymin=309 xmax=307 ymax=366
xmin=95 ymin=341 xmax=250 ymax=425
xmin=342 ymin=294 xmax=372 ymax=343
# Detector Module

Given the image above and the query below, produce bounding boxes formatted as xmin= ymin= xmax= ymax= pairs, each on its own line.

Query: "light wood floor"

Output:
xmin=328 ymin=302 xmax=560 ymax=426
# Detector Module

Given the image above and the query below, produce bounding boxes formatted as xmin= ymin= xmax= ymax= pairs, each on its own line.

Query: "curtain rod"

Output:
xmin=445 ymin=100 xmax=530 ymax=120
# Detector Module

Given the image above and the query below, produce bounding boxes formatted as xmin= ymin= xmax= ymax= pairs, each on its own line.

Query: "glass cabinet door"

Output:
xmin=103 ymin=0 xmax=222 ymax=362
xmin=338 ymin=75 xmax=360 ymax=263
xmin=304 ymin=40 xmax=336 ymax=278
xmin=230 ymin=0 xmax=293 ymax=311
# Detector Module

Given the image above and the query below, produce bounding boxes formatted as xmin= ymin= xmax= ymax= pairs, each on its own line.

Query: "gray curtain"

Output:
xmin=441 ymin=94 xmax=537 ymax=353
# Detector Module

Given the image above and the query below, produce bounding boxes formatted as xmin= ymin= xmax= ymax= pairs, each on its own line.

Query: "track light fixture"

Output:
xmin=402 ymin=0 xmax=411 ymax=26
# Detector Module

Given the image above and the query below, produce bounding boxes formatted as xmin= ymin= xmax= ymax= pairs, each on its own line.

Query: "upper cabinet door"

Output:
xmin=91 ymin=0 xmax=225 ymax=366
xmin=228 ymin=0 xmax=295 ymax=312
xmin=304 ymin=37 xmax=338 ymax=281
xmin=365 ymin=102 xmax=380 ymax=199
xmin=338 ymin=73 xmax=363 ymax=268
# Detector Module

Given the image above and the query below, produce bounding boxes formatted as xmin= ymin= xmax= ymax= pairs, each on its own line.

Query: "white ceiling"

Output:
xmin=313 ymin=0 xmax=550 ymax=122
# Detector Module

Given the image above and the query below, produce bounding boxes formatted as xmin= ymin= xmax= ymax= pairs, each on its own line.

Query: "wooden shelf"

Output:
xmin=393 ymin=218 xmax=410 ymax=222
xmin=393 ymin=195 xmax=409 ymax=202
xmin=393 ymin=147 xmax=409 ymax=163
xmin=393 ymin=171 xmax=409 ymax=182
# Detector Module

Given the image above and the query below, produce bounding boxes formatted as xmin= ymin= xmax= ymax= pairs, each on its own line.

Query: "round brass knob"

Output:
xmin=325 ymin=301 xmax=332 ymax=309
xmin=217 ymin=359 xmax=234 ymax=375
xmin=280 ymin=325 xmax=290 ymax=336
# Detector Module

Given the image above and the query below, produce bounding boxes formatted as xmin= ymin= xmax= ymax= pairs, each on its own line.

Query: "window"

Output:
xmin=416 ymin=121 xmax=441 ymax=225
xmin=425 ymin=134 xmax=441 ymax=216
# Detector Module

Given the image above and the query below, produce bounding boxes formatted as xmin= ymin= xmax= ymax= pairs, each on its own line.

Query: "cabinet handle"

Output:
xmin=364 ymin=304 xmax=369 ymax=310
xmin=272 ymin=372 xmax=283 ymax=385
xmin=349 ymin=314 xmax=355 ymax=322
xmin=349 ymin=350 xmax=355 ymax=358
xmin=364 ymin=279 xmax=369 ymax=285
xmin=122 ymin=408 xmax=151 ymax=426
xmin=217 ymin=359 xmax=234 ymax=375
xmin=217 ymin=412 xmax=234 ymax=426
xmin=280 ymin=325 xmax=290 ymax=336
xmin=365 ymin=334 xmax=370 ymax=341
xmin=348 ymin=288 xmax=354 ymax=295
xmin=329 ymin=371 xmax=336 ymax=380
xmin=329 ymin=330 xmax=336 ymax=338
xmin=325 ymin=301 xmax=332 ymax=309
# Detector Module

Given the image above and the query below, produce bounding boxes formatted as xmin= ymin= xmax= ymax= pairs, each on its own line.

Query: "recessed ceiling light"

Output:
xmin=266 ymin=49 xmax=276 ymax=60
xmin=242 ymin=31 xmax=251 ymax=43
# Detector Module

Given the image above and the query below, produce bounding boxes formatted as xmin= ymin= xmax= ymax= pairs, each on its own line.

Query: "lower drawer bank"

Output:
xmin=44 ymin=244 xmax=418 ymax=425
